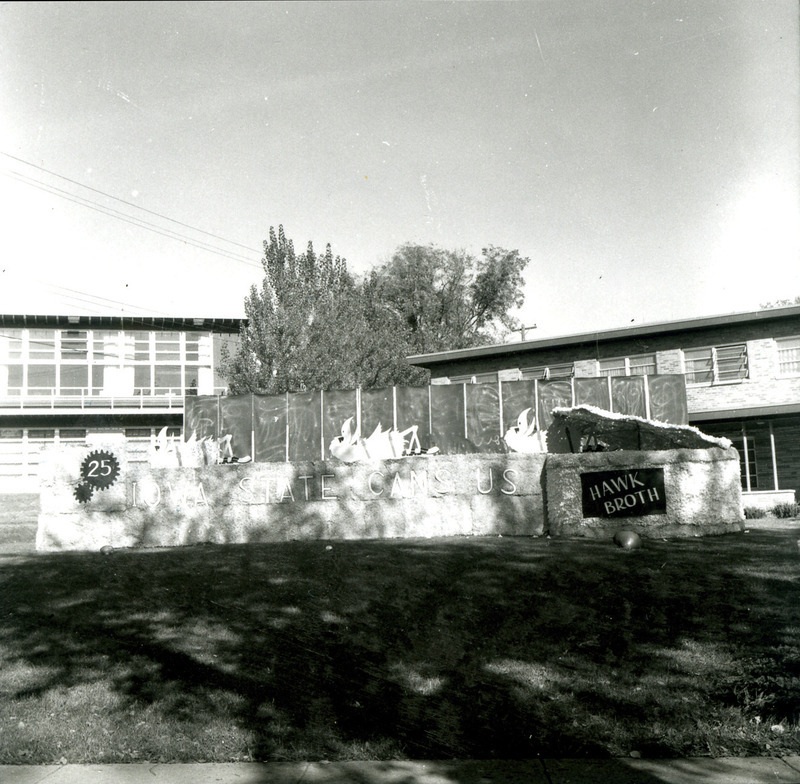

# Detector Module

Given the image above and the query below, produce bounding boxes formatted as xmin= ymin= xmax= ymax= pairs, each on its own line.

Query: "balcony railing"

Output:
xmin=0 ymin=387 xmax=228 ymax=411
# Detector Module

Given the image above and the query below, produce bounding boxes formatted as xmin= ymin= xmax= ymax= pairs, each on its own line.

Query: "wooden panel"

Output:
xmin=360 ymin=387 xmax=394 ymax=437
xmin=253 ymin=394 xmax=287 ymax=462
xmin=287 ymin=390 xmax=322 ymax=462
xmin=574 ymin=377 xmax=610 ymax=411
xmin=537 ymin=380 xmax=573 ymax=430
xmin=183 ymin=395 xmax=218 ymax=441
xmin=500 ymin=379 xmax=537 ymax=433
xmin=430 ymin=384 xmax=471 ymax=453
xmin=610 ymin=377 xmax=646 ymax=418
xmin=646 ymin=375 xmax=688 ymax=425
xmin=394 ymin=386 xmax=431 ymax=450
xmin=465 ymin=383 xmax=504 ymax=452
xmin=219 ymin=394 xmax=253 ymax=459
xmin=322 ymin=389 xmax=358 ymax=458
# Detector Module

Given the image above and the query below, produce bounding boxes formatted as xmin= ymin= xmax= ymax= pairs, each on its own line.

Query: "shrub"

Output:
xmin=772 ymin=502 xmax=800 ymax=519
xmin=744 ymin=507 xmax=767 ymax=519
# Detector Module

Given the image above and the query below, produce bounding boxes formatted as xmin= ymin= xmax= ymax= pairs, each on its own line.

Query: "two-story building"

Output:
xmin=407 ymin=304 xmax=800 ymax=507
xmin=5 ymin=305 xmax=800 ymax=506
xmin=0 ymin=314 xmax=241 ymax=490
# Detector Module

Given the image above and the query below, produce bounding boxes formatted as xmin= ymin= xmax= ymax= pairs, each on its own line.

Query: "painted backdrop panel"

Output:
xmin=574 ymin=377 xmax=611 ymax=412
xmin=610 ymin=377 xmax=647 ymax=418
xmin=430 ymin=384 xmax=471 ymax=453
xmin=465 ymin=383 xmax=504 ymax=453
xmin=253 ymin=394 xmax=287 ymax=462
xmin=360 ymin=387 xmax=394 ymax=436
xmin=183 ymin=395 xmax=219 ymax=441
xmin=501 ymin=379 xmax=537 ymax=433
xmin=537 ymin=380 xmax=573 ymax=430
xmin=322 ymin=389 xmax=358 ymax=458
xmin=219 ymin=394 xmax=253 ymax=459
xmin=647 ymin=375 xmax=688 ymax=425
xmin=288 ymin=391 xmax=322 ymax=462
xmin=394 ymin=385 xmax=431 ymax=451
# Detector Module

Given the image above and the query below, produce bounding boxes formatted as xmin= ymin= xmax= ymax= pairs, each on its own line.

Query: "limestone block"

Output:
xmin=37 ymin=510 xmax=120 ymax=552
xmin=470 ymin=494 xmax=545 ymax=536
xmin=403 ymin=497 xmax=474 ymax=538
xmin=362 ymin=500 xmax=408 ymax=539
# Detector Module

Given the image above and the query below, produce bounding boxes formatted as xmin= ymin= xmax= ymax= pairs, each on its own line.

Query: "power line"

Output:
xmin=0 ymin=151 xmax=261 ymax=255
xmin=39 ymin=283 xmax=172 ymax=318
xmin=3 ymin=169 xmax=263 ymax=269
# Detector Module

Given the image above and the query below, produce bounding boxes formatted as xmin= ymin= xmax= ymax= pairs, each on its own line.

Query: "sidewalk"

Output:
xmin=2 ymin=757 xmax=800 ymax=784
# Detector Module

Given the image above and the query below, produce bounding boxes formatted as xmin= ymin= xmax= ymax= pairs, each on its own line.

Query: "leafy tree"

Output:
xmin=222 ymin=227 xmax=425 ymax=394
xmin=370 ymin=243 xmax=530 ymax=353
xmin=761 ymin=296 xmax=800 ymax=309
xmin=223 ymin=230 xmax=529 ymax=394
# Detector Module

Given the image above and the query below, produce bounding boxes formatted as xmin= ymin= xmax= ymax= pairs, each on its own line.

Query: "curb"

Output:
xmin=1 ymin=757 xmax=800 ymax=784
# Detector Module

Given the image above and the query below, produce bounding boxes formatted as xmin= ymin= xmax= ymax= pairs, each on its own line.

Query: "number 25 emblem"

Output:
xmin=80 ymin=450 xmax=120 ymax=489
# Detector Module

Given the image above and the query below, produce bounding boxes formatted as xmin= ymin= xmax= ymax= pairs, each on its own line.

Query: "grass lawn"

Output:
xmin=1 ymin=528 xmax=799 ymax=764
xmin=0 ymin=495 xmax=38 ymax=555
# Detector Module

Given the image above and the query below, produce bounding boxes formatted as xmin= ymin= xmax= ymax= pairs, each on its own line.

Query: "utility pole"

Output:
xmin=519 ymin=325 xmax=537 ymax=341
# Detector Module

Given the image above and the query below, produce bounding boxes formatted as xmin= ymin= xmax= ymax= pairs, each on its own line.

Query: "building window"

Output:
xmin=60 ymin=365 xmax=88 ymax=395
xmin=628 ymin=354 xmax=657 ymax=375
xmin=683 ymin=344 xmax=748 ymax=384
xmin=0 ymin=330 xmax=23 ymax=360
xmin=61 ymin=330 xmax=88 ymax=361
xmin=449 ymin=372 xmax=499 ymax=384
xmin=777 ymin=337 xmax=800 ymax=376
xmin=28 ymin=330 xmax=55 ymax=360
xmin=156 ymin=333 xmax=181 ymax=362
xmin=521 ymin=364 xmax=573 ymax=380
xmin=739 ymin=435 xmax=758 ymax=490
xmin=28 ymin=429 xmax=55 ymax=440
xmin=186 ymin=334 xmax=212 ymax=363
xmin=125 ymin=428 xmax=152 ymax=439
xmin=27 ymin=364 xmax=56 ymax=392
xmin=597 ymin=358 xmax=626 ymax=377
xmin=154 ymin=365 xmax=182 ymax=392
xmin=93 ymin=331 xmax=120 ymax=362
xmin=132 ymin=332 xmax=152 ymax=361
xmin=59 ymin=429 xmax=87 ymax=440
xmin=134 ymin=365 xmax=152 ymax=395
xmin=598 ymin=354 xmax=656 ymax=377
xmin=4 ymin=365 xmax=23 ymax=393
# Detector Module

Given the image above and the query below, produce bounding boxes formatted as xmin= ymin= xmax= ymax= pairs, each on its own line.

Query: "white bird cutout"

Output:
xmin=504 ymin=408 xmax=548 ymax=453
xmin=329 ymin=419 xmax=438 ymax=462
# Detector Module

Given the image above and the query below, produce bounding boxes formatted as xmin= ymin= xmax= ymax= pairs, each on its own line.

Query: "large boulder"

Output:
xmin=546 ymin=404 xmax=731 ymax=453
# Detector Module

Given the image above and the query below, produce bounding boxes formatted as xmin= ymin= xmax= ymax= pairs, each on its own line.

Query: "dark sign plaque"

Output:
xmin=581 ymin=468 xmax=666 ymax=518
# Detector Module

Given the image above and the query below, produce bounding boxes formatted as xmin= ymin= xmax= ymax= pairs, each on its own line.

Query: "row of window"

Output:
xmin=0 ymin=329 xmax=212 ymax=364
xmin=0 ymin=427 xmax=181 ymax=440
xmin=0 ymin=329 xmax=216 ymax=397
xmin=447 ymin=338 xmax=800 ymax=385
xmin=2 ymin=364 xmax=209 ymax=396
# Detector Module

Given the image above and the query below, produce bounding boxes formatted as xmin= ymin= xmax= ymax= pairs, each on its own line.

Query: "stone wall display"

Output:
xmin=546 ymin=446 xmax=743 ymax=538
xmin=36 ymin=429 xmax=744 ymax=551
xmin=36 ymin=446 xmax=547 ymax=552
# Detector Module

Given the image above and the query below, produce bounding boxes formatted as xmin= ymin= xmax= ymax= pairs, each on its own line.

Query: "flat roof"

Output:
xmin=407 ymin=304 xmax=800 ymax=367
xmin=0 ymin=314 xmax=243 ymax=332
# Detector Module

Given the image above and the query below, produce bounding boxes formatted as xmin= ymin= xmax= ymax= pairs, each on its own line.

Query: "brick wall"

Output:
xmin=684 ymin=338 xmax=800 ymax=414
xmin=573 ymin=359 xmax=598 ymax=378
xmin=422 ymin=312 xmax=800 ymax=382
xmin=656 ymin=350 xmax=682 ymax=374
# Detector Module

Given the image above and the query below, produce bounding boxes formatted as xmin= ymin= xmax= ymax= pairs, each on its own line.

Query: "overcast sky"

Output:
xmin=1 ymin=1 xmax=798 ymax=338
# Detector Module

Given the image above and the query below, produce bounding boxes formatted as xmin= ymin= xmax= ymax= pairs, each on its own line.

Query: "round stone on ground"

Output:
xmin=613 ymin=530 xmax=642 ymax=550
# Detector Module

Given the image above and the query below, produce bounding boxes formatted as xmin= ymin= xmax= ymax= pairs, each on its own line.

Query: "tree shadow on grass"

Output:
xmin=0 ymin=528 xmax=799 ymax=764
